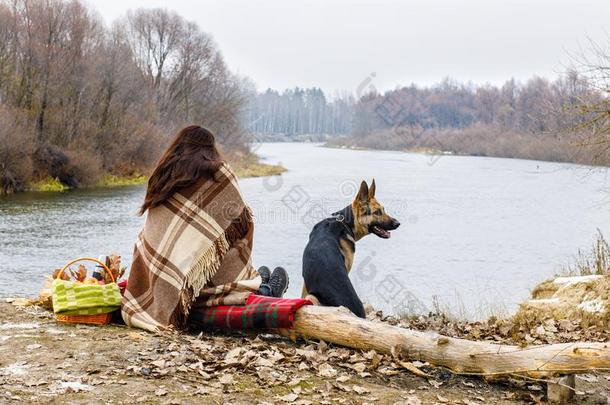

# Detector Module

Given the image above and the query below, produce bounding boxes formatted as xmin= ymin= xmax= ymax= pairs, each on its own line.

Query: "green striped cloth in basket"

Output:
xmin=52 ymin=279 xmax=122 ymax=316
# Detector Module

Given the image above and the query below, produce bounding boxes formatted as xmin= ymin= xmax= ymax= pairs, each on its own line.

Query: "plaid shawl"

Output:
xmin=121 ymin=163 xmax=260 ymax=332
xmin=189 ymin=294 xmax=312 ymax=330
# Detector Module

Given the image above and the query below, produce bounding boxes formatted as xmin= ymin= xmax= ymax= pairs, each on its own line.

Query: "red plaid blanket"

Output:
xmin=189 ymin=294 xmax=312 ymax=330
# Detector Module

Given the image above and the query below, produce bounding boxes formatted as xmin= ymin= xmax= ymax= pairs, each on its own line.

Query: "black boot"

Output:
xmin=268 ymin=267 xmax=289 ymax=298
xmin=257 ymin=266 xmax=271 ymax=284
xmin=255 ymin=266 xmax=272 ymax=296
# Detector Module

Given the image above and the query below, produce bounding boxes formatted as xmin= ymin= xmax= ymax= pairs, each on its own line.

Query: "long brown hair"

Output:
xmin=140 ymin=126 xmax=224 ymax=214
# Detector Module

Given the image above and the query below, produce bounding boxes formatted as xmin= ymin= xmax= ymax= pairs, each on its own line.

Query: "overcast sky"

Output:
xmin=89 ymin=0 xmax=609 ymax=94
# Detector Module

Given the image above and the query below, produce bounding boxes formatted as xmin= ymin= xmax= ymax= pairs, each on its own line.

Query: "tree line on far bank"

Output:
xmin=0 ymin=0 xmax=250 ymax=194
xmin=339 ymin=72 xmax=609 ymax=165
xmin=245 ymin=87 xmax=354 ymax=137
xmin=249 ymin=68 xmax=609 ymax=166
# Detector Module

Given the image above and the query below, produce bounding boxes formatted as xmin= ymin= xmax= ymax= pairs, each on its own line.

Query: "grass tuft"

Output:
xmin=97 ymin=174 xmax=148 ymax=187
xmin=563 ymin=229 xmax=610 ymax=276
xmin=234 ymin=162 xmax=286 ymax=178
xmin=28 ymin=177 xmax=69 ymax=192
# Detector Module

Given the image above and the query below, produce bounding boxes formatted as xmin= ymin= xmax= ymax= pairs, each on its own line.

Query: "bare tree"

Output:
xmin=0 ymin=0 xmax=252 ymax=193
xmin=572 ymin=38 xmax=610 ymax=152
xmin=123 ymin=8 xmax=183 ymax=90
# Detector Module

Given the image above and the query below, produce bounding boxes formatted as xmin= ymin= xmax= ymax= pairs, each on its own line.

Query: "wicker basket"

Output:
xmin=54 ymin=257 xmax=117 ymax=326
xmin=56 ymin=312 xmax=113 ymax=325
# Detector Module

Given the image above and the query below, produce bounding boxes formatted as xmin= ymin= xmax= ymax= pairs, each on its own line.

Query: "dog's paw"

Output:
xmin=305 ymin=294 xmax=321 ymax=306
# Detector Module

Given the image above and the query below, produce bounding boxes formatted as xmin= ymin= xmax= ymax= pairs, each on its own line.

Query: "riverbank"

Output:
xmin=4 ymin=236 xmax=610 ymax=403
xmin=0 ymin=303 xmax=610 ymax=405
xmin=325 ymin=124 xmax=603 ymax=167
xmin=2 ymin=301 xmax=609 ymax=404
xmin=26 ymin=174 xmax=150 ymax=192
xmin=324 ymin=142 xmax=451 ymax=158
xmin=24 ymin=160 xmax=286 ymax=193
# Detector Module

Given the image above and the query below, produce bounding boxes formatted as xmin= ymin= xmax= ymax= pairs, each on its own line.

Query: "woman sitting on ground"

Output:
xmin=122 ymin=125 xmax=287 ymax=332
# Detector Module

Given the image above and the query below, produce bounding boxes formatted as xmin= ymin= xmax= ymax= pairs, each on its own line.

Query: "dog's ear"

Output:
xmin=369 ymin=179 xmax=376 ymax=198
xmin=356 ymin=180 xmax=369 ymax=203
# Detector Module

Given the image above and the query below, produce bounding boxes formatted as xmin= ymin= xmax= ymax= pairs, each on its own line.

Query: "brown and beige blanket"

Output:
xmin=121 ymin=163 xmax=260 ymax=332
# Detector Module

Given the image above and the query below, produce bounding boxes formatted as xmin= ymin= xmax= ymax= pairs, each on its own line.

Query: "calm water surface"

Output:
xmin=1 ymin=143 xmax=609 ymax=318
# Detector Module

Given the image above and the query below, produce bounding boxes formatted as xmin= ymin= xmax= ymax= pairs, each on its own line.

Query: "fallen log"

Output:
xmin=292 ymin=305 xmax=610 ymax=378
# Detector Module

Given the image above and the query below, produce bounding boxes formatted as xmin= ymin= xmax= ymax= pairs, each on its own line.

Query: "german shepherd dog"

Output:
xmin=302 ymin=180 xmax=400 ymax=318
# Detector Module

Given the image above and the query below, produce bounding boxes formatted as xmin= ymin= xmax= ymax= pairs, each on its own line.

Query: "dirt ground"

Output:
xmin=1 ymin=302 xmax=609 ymax=404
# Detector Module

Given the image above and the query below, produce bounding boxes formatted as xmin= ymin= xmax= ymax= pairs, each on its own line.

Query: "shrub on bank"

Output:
xmin=0 ymin=108 xmax=35 ymax=194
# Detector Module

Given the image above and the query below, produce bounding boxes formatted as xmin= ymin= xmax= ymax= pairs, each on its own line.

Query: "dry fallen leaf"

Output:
xmin=255 ymin=357 xmax=275 ymax=368
xmin=317 ymin=363 xmax=338 ymax=378
xmin=436 ymin=394 xmax=449 ymax=403
xmin=151 ymin=360 xmax=165 ymax=369
xmin=398 ymin=361 xmax=431 ymax=378
xmin=349 ymin=362 xmax=367 ymax=373
xmin=8 ymin=297 xmax=35 ymax=306
xmin=334 ymin=383 xmax=352 ymax=392
xmin=194 ymin=387 xmax=210 ymax=395
xmin=269 ymin=351 xmax=285 ymax=363
xmin=353 ymin=385 xmax=370 ymax=394
xmin=396 ymin=395 xmax=422 ymax=405
xmin=225 ymin=347 xmax=242 ymax=360
xmin=278 ymin=393 xmax=299 ymax=403
xmin=288 ymin=377 xmax=302 ymax=386
xmin=24 ymin=379 xmax=48 ymax=387
xmin=128 ymin=332 xmax=146 ymax=341
xmin=378 ymin=367 xmax=400 ymax=376
xmin=295 ymin=348 xmax=317 ymax=359
xmin=219 ymin=373 xmax=234 ymax=385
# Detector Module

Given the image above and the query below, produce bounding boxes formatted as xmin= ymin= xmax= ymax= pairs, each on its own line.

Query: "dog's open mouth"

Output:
xmin=371 ymin=225 xmax=391 ymax=239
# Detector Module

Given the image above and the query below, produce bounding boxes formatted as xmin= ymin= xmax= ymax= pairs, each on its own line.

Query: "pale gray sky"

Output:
xmin=89 ymin=0 xmax=609 ymax=94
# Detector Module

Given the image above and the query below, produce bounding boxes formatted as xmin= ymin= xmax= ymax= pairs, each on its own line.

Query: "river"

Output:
xmin=1 ymin=142 xmax=609 ymax=319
